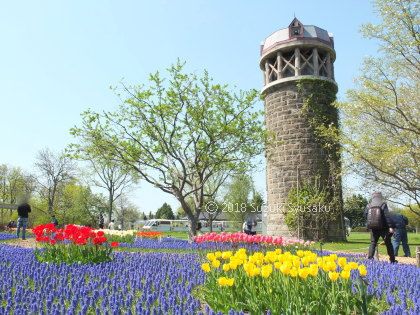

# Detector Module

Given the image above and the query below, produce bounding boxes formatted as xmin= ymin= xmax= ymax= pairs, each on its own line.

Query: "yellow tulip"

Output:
xmin=274 ymin=261 xmax=282 ymax=270
xmin=211 ymin=259 xmax=221 ymax=268
xmin=293 ymin=259 xmax=301 ymax=268
xmin=222 ymin=251 xmax=233 ymax=259
xmin=290 ymin=268 xmax=298 ymax=278
xmin=358 ymin=265 xmax=367 ymax=277
xmin=348 ymin=262 xmax=359 ymax=270
xmin=340 ymin=270 xmax=351 ymax=280
xmin=298 ymin=268 xmax=309 ymax=280
xmin=217 ymin=276 xmax=235 ymax=287
xmin=261 ymin=265 xmax=273 ymax=278
xmin=206 ymin=253 xmax=215 ymax=261
xmin=280 ymin=264 xmax=291 ymax=276
xmin=215 ymin=251 xmax=222 ymax=258
xmin=251 ymin=267 xmax=261 ymax=277
xmin=328 ymin=271 xmax=339 ymax=281
xmin=228 ymin=261 xmax=238 ymax=270
xmin=297 ymin=250 xmax=304 ymax=257
xmin=301 ymin=256 xmax=310 ymax=266
xmin=222 ymin=263 xmax=230 ymax=272
xmin=327 ymin=261 xmax=337 ymax=272
xmin=337 ymin=257 xmax=347 ymax=268
xmin=308 ymin=264 xmax=319 ymax=276
xmin=201 ymin=263 xmax=211 ymax=273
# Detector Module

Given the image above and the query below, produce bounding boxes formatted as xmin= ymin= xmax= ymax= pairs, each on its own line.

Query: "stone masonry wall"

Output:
xmin=264 ymin=81 xmax=343 ymax=239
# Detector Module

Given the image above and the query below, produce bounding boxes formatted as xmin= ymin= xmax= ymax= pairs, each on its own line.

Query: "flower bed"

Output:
xmin=33 ymin=224 xmax=118 ymax=264
xmin=194 ymin=232 xmax=313 ymax=248
xmin=0 ymin=244 xmax=205 ymax=314
xmin=136 ymin=231 xmax=164 ymax=238
xmin=120 ymin=237 xmax=269 ymax=252
xmin=199 ymin=248 xmax=374 ymax=314
xmin=0 ymin=240 xmax=418 ymax=314
xmin=0 ymin=233 xmax=18 ymax=241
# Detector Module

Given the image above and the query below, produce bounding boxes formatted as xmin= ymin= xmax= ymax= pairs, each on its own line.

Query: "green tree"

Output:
xmin=224 ymin=174 xmax=255 ymax=227
xmin=155 ymin=202 xmax=175 ymax=220
xmin=35 ymin=148 xmax=76 ymax=216
xmin=57 ymin=181 xmax=105 ymax=226
xmin=401 ymin=205 xmax=420 ymax=233
xmin=343 ymin=194 xmax=368 ymax=228
xmin=70 ymin=61 xmax=265 ymax=235
xmin=114 ymin=196 xmax=140 ymax=229
xmin=336 ymin=0 xmax=420 ymax=216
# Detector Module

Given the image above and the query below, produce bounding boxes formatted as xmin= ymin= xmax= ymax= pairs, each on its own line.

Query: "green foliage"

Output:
xmin=336 ymin=0 xmax=420 ymax=214
xmin=224 ymin=174 xmax=262 ymax=226
xmin=343 ymin=194 xmax=368 ymax=228
xmin=155 ymin=202 xmax=175 ymax=220
xmin=57 ymin=181 xmax=105 ymax=226
xmin=35 ymin=243 xmax=113 ymax=264
xmin=297 ymin=79 xmax=341 ymax=187
xmin=70 ymin=60 xmax=266 ymax=235
xmin=401 ymin=205 xmax=420 ymax=231
xmin=285 ymin=179 xmax=338 ymax=241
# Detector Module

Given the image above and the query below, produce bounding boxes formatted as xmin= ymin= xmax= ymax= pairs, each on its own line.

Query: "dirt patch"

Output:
xmin=4 ymin=238 xmax=37 ymax=249
xmin=330 ymin=249 xmax=417 ymax=265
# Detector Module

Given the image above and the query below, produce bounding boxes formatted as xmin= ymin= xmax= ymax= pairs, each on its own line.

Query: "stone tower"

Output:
xmin=260 ymin=18 xmax=344 ymax=241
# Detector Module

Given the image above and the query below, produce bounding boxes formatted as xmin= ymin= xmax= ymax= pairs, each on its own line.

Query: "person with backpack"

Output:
xmin=364 ymin=192 xmax=397 ymax=263
xmin=391 ymin=213 xmax=411 ymax=257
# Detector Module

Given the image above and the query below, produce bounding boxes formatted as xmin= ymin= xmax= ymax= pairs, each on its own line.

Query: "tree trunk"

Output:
xmin=188 ymin=213 xmax=198 ymax=239
xmin=108 ymin=191 xmax=113 ymax=223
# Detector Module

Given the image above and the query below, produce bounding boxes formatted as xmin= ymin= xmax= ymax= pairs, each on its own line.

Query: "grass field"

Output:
xmin=318 ymin=232 xmax=420 ymax=257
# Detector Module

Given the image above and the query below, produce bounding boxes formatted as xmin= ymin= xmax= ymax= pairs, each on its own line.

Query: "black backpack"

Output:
xmin=367 ymin=204 xmax=384 ymax=229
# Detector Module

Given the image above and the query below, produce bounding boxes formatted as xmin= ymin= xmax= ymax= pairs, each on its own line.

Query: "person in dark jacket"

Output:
xmin=391 ymin=214 xmax=411 ymax=257
xmin=364 ymin=192 xmax=396 ymax=263
xmin=16 ymin=198 xmax=31 ymax=240
xmin=51 ymin=215 xmax=58 ymax=227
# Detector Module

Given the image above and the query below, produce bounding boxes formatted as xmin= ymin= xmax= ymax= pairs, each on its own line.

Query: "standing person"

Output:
xmin=16 ymin=198 xmax=31 ymax=240
xmin=98 ymin=213 xmax=104 ymax=229
xmin=51 ymin=215 xmax=58 ymax=228
xmin=244 ymin=215 xmax=257 ymax=235
xmin=364 ymin=192 xmax=397 ymax=263
xmin=392 ymin=213 xmax=411 ymax=257
xmin=108 ymin=219 xmax=115 ymax=230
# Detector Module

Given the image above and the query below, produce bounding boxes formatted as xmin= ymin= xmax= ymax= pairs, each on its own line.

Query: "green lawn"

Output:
xmin=318 ymin=232 xmax=420 ymax=257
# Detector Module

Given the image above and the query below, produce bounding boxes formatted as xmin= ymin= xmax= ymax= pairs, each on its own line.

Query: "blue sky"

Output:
xmin=0 ymin=1 xmax=379 ymax=213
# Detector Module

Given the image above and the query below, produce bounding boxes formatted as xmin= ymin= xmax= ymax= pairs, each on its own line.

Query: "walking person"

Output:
xmin=16 ymin=197 xmax=31 ymax=240
xmin=364 ymin=192 xmax=397 ymax=263
xmin=392 ymin=213 xmax=411 ymax=257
